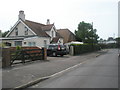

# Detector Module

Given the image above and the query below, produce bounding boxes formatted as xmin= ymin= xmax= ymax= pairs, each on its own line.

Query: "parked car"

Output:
xmin=47 ymin=44 xmax=67 ymax=56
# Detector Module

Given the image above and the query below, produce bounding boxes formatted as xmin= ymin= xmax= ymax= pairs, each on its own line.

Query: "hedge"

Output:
xmin=71 ymin=44 xmax=101 ymax=55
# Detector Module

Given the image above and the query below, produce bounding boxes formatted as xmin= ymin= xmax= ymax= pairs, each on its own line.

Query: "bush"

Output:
xmin=99 ymin=43 xmax=117 ymax=49
xmin=16 ymin=46 xmax=22 ymax=50
xmin=71 ymin=44 xmax=100 ymax=55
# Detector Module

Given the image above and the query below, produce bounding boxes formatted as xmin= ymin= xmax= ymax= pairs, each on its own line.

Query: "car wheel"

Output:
xmin=52 ymin=52 xmax=57 ymax=56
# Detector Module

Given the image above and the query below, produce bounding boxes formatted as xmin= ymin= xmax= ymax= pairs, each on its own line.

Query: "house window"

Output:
xmin=15 ymin=28 xmax=18 ymax=36
xmin=15 ymin=41 xmax=22 ymax=46
xmin=28 ymin=42 xmax=36 ymax=46
xmin=4 ymin=42 xmax=11 ymax=46
xmin=25 ymin=27 xmax=28 ymax=35
xmin=52 ymin=31 xmax=54 ymax=37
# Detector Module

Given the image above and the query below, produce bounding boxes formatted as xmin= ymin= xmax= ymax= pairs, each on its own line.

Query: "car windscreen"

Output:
xmin=48 ymin=45 xmax=57 ymax=49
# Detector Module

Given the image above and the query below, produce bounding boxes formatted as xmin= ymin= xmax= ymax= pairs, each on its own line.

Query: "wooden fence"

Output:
xmin=2 ymin=47 xmax=47 ymax=68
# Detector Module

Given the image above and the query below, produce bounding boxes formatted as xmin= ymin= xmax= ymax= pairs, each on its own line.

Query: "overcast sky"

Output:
xmin=0 ymin=0 xmax=119 ymax=39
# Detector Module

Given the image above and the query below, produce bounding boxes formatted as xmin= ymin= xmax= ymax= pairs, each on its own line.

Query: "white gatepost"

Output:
xmin=69 ymin=46 xmax=74 ymax=56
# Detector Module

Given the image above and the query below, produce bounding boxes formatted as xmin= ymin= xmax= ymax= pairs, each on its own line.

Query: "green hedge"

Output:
xmin=99 ymin=43 xmax=117 ymax=49
xmin=71 ymin=44 xmax=100 ymax=55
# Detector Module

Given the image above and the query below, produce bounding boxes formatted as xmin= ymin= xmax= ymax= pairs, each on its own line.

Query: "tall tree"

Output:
xmin=75 ymin=21 xmax=99 ymax=44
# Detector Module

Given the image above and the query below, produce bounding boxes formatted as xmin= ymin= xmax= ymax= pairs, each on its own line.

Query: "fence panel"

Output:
xmin=10 ymin=48 xmax=44 ymax=65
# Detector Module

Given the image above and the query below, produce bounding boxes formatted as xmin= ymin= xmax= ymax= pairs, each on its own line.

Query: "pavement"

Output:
xmin=2 ymin=49 xmax=108 ymax=89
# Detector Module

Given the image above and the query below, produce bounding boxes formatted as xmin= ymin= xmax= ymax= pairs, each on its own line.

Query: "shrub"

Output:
xmin=71 ymin=44 xmax=100 ymax=55
xmin=16 ymin=46 xmax=22 ymax=50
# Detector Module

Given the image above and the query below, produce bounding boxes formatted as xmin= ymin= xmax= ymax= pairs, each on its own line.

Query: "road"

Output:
xmin=30 ymin=49 xmax=118 ymax=88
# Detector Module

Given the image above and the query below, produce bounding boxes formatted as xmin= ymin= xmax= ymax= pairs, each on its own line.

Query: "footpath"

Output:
xmin=2 ymin=49 xmax=108 ymax=89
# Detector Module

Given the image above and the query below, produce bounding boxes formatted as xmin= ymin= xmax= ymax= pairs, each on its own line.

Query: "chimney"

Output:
xmin=18 ymin=10 xmax=25 ymax=21
xmin=46 ymin=19 xmax=50 ymax=25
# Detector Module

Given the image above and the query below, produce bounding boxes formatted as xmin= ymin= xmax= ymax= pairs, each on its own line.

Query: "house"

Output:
xmin=4 ymin=10 xmax=63 ymax=47
xmin=106 ymin=37 xmax=116 ymax=44
xmin=98 ymin=37 xmax=116 ymax=44
xmin=57 ymin=29 xmax=76 ymax=44
xmin=50 ymin=32 xmax=63 ymax=44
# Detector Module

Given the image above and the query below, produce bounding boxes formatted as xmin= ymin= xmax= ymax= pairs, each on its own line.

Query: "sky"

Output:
xmin=0 ymin=0 xmax=119 ymax=40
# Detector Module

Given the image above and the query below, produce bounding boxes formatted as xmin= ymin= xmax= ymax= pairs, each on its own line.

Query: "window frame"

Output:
xmin=25 ymin=27 xmax=28 ymax=35
xmin=15 ymin=27 xmax=18 ymax=36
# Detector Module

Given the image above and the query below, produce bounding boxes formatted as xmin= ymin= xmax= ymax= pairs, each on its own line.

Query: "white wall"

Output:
xmin=59 ymin=38 xmax=64 ymax=44
xmin=45 ymin=31 xmax=51 ymax=37
xmin=9 ymin=22 xmax=34 ymax=37
xmin=23 ymin=37 xmax=50 ymax=48
xmin=45 ymin=26 xmax=56 ymax=40
xmin=2 ymin=40 xmax=18 ymax=47
xmin=51 ymin=27 xmax=56 ymax=38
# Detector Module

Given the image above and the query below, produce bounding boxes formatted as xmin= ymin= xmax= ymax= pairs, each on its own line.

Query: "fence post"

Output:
xmin=2 ymin=48 xmax=11 ymax=68
xmin=42 ymin=48 xmax=47 ymax=60
xmin=69 ymin=46 xmax=74 ymax=56
xmin=21 ymin=50 xmax=25 ymax=63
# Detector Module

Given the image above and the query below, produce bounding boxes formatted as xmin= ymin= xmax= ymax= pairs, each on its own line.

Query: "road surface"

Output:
xmin=30 ymin=49 xmax=118 ymax=88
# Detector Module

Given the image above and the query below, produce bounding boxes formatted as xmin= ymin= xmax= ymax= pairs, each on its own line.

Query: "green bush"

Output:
xmin=99 ymin=43 xmax=117 ymax=49
xmin=71 ymin=44 xmax=100 ymax=55
xmin=16 ymin=46 xmax=22 ymax=50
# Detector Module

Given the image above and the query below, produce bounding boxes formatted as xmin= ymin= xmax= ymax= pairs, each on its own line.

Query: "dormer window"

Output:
xmin=25 ymin=27 xmax=28 ymax=35
xmin=15 ymin=27 xmax=18 ymax=36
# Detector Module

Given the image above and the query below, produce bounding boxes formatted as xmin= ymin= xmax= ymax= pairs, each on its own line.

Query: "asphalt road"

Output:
xmin=30 ymin=49 xmax=118 ymax=88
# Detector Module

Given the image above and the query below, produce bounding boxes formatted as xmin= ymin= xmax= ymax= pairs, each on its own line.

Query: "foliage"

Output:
xmin=98 ymin=37 xmax=120 ymax=49
xmin=0 ymin=43 xmax=5 ymax=48
xmin=2 ymin=30 xmax=9 ymax=37
xmin=75 ymin=21 xmax=99 ymax=44
xmin=16 ymin=46 xmax=22 ymax=50
xmin=70 ymin=43 xmax=83 ymax=46
xmin=71 ymin=44 xmax=101 ymax=55
xmin=116 ymin=37 xmax=120 ymax=48
xmin=99 ymin=43 xmax=117 ymax=49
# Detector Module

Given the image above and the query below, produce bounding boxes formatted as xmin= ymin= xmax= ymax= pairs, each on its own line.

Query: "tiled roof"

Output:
xmin=24 ymin=20 xmax=51 ymax=37
xmin=42 ymin=24 xmax=54 ymax=31
xmin=50 ymin=32 xmax=63 ymax=43
xmin=56 ymin=32 xmax=63 ymax=38
xmin=51 ymin=37 xmax=60 ymax=43
xmin=57 ymin=29 xmax=76 ymax=43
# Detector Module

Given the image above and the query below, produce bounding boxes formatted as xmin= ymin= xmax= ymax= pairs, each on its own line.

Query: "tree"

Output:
xmin=75 ymin=21 xmax=99 ymax=44
xmin=2 ymin=30 xmax=9 ymax=37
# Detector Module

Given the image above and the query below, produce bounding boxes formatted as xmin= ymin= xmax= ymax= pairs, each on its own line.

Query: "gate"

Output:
xmin=2 ymin=47 xmax=47 ymax=67
xmin=10 ymin=48 xmax=44 ymax=65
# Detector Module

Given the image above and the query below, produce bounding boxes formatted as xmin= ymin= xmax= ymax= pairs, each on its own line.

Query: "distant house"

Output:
xmin=57 ymin=29 xmax=76 ymax=44
xmin=4 ymin=10 xmax=63 ymax=47
xmin=106 ymin=37 xmax=116 ymax=44
xmin=98 ymin=37 xmax=116 ymax=44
